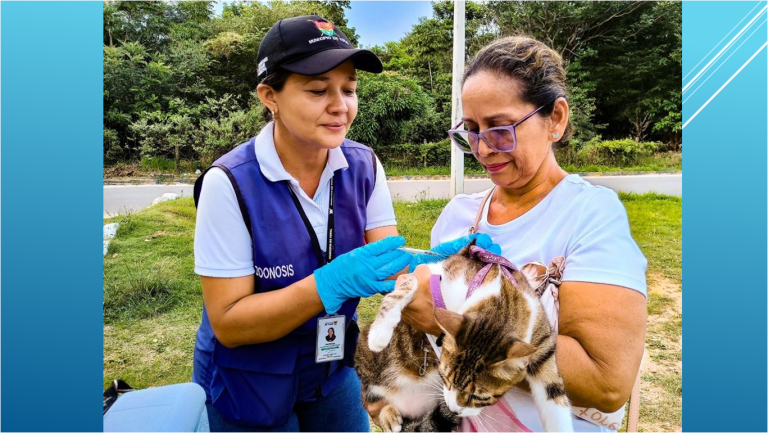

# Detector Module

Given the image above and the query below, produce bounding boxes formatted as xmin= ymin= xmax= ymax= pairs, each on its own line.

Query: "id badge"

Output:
xmin=316 ymin=315 xmax=345 ymax=363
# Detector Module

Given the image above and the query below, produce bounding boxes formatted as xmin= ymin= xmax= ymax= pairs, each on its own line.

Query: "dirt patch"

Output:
xmin=648 ymin=273 xmax=682 ymax=313
xmin=104 ymin=164 xmax=140 ymax=178
xmin=639 ymin=274 xmax=683 ymax=432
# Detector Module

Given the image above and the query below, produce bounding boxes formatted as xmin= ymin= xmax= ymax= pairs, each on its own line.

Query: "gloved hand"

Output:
xmin=314 ymin=236 xmax=411 ymax=314
xmin=409 ymin=233 xmax=501 ymax=271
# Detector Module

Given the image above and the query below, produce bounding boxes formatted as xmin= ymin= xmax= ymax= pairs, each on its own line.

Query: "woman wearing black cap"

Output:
xmin=191 ymin=15 xmax=493 ymax=432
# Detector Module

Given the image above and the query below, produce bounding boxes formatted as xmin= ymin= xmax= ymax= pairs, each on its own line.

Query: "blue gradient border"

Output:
xmin=0 ymin=1 xmax=766 ymax=431
xmin=1 ymin=2 xmax=103 ymax=431
xmin=683 ymin=2 xmax=767 ymax=431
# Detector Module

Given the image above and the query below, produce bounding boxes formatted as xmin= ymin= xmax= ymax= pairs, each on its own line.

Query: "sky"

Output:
xmin=212 ymin=1 xmax=435 ymax=47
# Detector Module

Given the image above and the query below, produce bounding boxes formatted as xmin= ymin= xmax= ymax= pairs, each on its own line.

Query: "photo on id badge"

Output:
xmin=316 ymin=315 xmax=345 ymax=363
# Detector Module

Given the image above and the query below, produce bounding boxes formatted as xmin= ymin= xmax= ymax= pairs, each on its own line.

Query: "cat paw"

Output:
xmin=367 ymin=323 xmax=395 ymax=352
xmin=379 ymin=405 xmax=403 ymax=433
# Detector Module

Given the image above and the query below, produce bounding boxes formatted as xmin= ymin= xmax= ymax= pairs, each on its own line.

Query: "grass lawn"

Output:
xmin=104 ymin=193 xmax=682 ymax=432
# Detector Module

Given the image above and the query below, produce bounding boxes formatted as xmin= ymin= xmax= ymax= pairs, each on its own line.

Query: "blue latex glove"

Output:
xmin=314 ymin=236 xmax=411 ymax=314
xmin=409 ymin=233 xmax=501 ymax=271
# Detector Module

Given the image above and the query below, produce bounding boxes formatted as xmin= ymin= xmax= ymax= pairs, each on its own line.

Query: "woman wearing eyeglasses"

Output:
xmin=366 ymin=36 xmax=648 ymax=432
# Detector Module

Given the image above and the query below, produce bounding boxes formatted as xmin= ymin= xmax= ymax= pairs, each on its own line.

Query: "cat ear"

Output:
xmin=506 ymin=340 xmax=536 ymax=359
xmin=434 ymin=308 xmax=465 ymax=338
xmin=489 ymin=339 xmax=537 ymax=377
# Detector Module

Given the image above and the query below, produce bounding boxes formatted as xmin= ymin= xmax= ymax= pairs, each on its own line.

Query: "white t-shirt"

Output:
xmin=431 ymin=174 xmax=647 ymax=296
xmin=194 ymin=123 xmax=397 ymax=278
xmin=432 ymin=174 xmax=646 ymax=432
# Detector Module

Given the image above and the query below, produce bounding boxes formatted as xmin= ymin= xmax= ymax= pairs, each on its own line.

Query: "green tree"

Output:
xmin=584 ymin=1 xmax=682 ymax=144
xmin=483 ymin=1 xmax=681 ymax=145
xmin=104 ymin=42 xmax=171 ymax=162
xmin=385 ymin=2 xmax=494 ymax=114
xmin=484 ymin=1 xmax=652 ymax=65
xmin=103 ymin=1 xmax=173 ymax=51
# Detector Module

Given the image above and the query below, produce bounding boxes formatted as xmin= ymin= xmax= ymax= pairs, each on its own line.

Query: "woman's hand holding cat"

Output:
xmin=400 ymin=265 xmax=442 ymax=335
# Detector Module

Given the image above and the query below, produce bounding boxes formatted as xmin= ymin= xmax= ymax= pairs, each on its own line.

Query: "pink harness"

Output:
xmin=429 ymin=245 xmax=533 ymax=432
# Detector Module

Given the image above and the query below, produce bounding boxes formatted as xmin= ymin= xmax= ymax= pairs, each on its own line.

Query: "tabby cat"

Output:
xmin=354 ymin=243 xmax=573 ymax=432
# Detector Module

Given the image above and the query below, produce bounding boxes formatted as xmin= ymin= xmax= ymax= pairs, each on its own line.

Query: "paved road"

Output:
xmin=104 ymin=184 xmax=195 ymax=218
xmin=104 ymin=174 xmax=681 ymax=217
xmin=388 ymin=173 xmax=681 ymax=200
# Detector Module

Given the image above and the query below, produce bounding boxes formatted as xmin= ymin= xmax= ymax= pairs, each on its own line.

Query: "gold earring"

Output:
xmin=272 ymin=110 xmax=278 ymax=119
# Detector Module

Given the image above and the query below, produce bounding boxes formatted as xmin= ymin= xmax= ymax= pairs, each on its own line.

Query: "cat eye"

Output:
xmin=470 ymin=394 xmax=492 ymax=402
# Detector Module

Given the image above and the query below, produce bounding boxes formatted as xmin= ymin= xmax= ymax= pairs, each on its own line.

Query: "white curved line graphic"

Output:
xmin=683 ymin=4 xmax=767 ymax=93
xmin=683 ymin=41 xmax=768 ymax=130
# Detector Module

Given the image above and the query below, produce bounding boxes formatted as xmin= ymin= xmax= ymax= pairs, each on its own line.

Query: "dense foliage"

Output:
xmin=103 ymin=1 xmax=681 ymax=168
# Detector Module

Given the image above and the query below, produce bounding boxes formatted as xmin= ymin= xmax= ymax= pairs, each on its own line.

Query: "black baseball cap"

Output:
xmin=257 ymin=15 xmax=383 ymax=81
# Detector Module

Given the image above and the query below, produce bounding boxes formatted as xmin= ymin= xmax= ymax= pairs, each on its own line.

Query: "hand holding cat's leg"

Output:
xmin=378 ymin=404 xmax=404 ymax=433
xmin=400 ymin=265 xmax=442 ymax=335
xmin=361 ymin=389 xmax=388 ymax=429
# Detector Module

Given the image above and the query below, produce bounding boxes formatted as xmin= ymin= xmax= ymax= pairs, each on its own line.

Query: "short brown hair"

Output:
xmin=463 ymin=36 xmax=573 ymax=142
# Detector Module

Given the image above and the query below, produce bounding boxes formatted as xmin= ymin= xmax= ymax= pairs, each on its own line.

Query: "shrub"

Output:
xmin=104 ymin=127 xmax=124 ymax=165
xmin=348 ymin=71 xmax=436 ymax=147
xmin=580 ymin=138 xmax=661 ymax=166
xmin=130 ymin=94 xmax=265 ymax=167
xmin=373 ymin=139 xmax=484 ymax=171
xmin=375 ymin=140 xmax=452 ymax=168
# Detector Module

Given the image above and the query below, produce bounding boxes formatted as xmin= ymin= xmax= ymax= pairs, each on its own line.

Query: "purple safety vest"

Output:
xmin=192 ymin=136 xmax=377 ymax=427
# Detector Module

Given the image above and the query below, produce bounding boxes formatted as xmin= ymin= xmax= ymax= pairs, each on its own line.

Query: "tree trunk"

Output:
xmin=428 ymin=60 xmax=434 ymax=93
xmin=175 ymin=144 xmax=180 ymax=174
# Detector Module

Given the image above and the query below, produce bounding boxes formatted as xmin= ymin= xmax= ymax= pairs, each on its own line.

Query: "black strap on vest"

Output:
xmin=193 ymin=164 xmax=253 ymax=238
xmin=286 ymin=173 xmax=335 ymax=266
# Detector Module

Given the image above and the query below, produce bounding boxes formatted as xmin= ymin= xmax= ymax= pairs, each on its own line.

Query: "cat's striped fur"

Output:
xmin=355 ymin=244 xmax=573 ymax=432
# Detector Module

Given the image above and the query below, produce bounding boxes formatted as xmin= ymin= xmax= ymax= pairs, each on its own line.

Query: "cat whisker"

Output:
xmin=472 ymin=415 xmax=491 ymax=433
xmin=478 ymin=411 xmax=503 ymax=432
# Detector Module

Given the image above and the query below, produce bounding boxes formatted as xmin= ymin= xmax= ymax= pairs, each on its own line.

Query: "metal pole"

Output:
xmin=450 ymin=0 xmax=465 ymax=197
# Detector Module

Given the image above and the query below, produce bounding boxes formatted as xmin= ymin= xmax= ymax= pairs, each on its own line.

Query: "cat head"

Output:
xmin=432 ymin=243 xmax=538 ymax=417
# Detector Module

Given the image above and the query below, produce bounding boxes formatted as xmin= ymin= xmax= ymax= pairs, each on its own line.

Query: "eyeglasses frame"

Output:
xmin=446 ymin=103 xmax=551 ymax=154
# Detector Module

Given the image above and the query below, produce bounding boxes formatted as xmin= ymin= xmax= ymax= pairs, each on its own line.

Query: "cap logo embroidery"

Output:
xmin=257 ymin=57 xmax=268 ymax=76
xmin=313 ymin=20 xmax=336 ymax=36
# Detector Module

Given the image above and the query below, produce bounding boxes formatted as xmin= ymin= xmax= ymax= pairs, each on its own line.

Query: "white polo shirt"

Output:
xmin=194 ymin=122 xmax=397 ymax=278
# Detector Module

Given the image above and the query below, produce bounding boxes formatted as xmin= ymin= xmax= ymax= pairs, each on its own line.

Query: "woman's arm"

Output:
xmin=201 ymin=274 xmax=325 ymax=348
xmin=555 ymin=281 xmax=646 ymax=412
xmin=205 ymin=226 xmax=410 ymax=349
xmin=365 ymin=225 xmax=398 ymax=243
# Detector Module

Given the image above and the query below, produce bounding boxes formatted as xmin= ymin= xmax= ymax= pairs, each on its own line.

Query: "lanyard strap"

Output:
xmin=286 ymin=174 xmax=335 ymax=266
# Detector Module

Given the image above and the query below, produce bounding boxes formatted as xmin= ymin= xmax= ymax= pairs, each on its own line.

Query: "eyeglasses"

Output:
xmin=447 ymin=104 xmax=549 ymax=154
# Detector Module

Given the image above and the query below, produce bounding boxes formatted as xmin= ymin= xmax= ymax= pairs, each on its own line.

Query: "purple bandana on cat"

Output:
xmin=431 ymin=245 xmax=520 ymax=309
xmin=466 ymin=245 xmax=519 ymax=295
